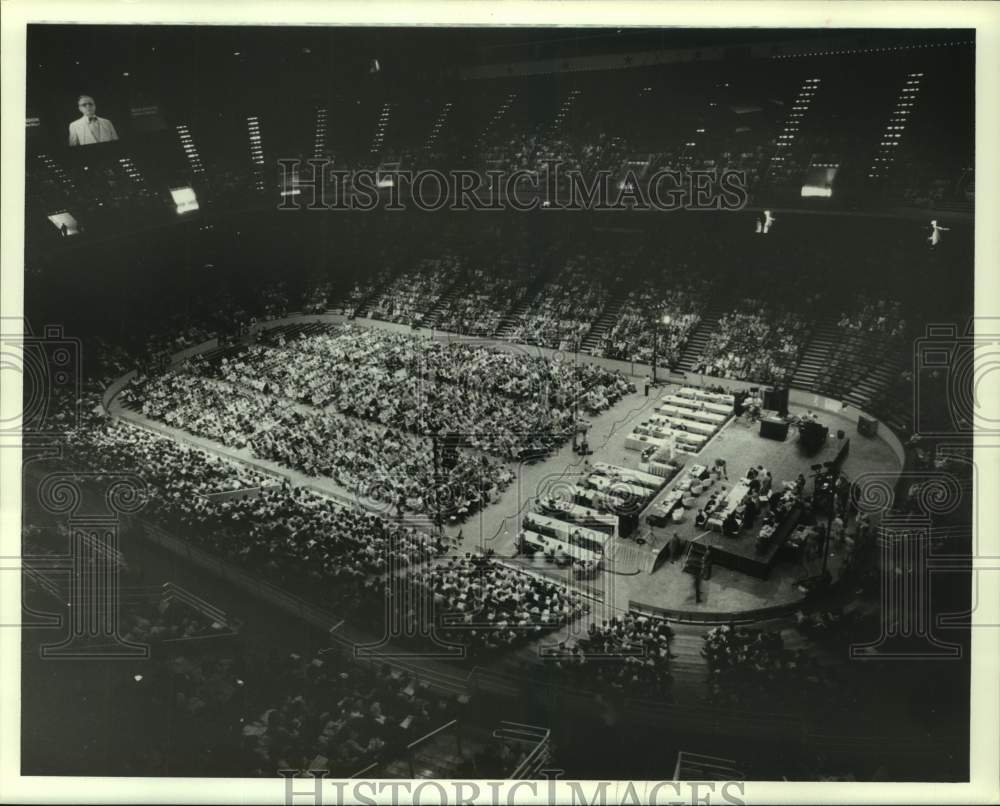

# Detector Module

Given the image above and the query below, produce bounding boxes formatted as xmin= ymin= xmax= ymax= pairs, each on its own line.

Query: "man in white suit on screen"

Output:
xmin=68 ymin=95 xmax=119 ymax=146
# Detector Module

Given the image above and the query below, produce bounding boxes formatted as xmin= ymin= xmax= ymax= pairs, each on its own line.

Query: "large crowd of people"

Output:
xmin=597 ymin=277 xmax=708 ymax=365
xmin=239 ymin=650 xmax=460 ymax=776
xmin=56 ymin=417 xmax=447 ymax=609
xmin=368 ymin=257 xmax=457 ymax=326
xmin=407 ymin=556 xmax=589 ymax=655
xmin=553 ymin=612 xmax=676 ymax=698
xmin=502 ymin=259 xmax=613 ymax=351
xmin=701 ymin=624 xmax=841 ymax=710
xmin=695 ymin=300 xmax=811 ymax=384
xmin=433 ymin=266 xmax=530 ymax=336
xmin=120 ymin=369 xmax=513 ymax=518
xmin=138 ymin=323 xmax=631 ymax=458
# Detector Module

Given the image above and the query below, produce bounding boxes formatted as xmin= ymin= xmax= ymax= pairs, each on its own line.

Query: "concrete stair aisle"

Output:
xmin=676 ymin=301 xmax=730 ymax=373
xmin=682 ymin=542 xmax=709 ymax=576
xmin=840 ymin=346 xmax=908 ymax=412
xmin=344 ymin=273 xmax=396 ymax=319
xmin=790 ymin=315 xmax=840 ymax=392
xmin=495 ymin=298 xmax=535 ymax=340
xmin=816 ymin=329 xmax=907 ymax=412
xmin=658 ymin=628 xmax=711 ymax=691
xmin=579 ymin=291 xmax=628 ymax=355
xmin=421 ymin=278 xmax=466 ymax=331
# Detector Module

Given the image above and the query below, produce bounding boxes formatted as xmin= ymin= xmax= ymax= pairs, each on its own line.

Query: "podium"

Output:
xmin=798 ymin=420 xmax=829 ymax=453
xmin=759 ymin=416 xmax=789 ymax=441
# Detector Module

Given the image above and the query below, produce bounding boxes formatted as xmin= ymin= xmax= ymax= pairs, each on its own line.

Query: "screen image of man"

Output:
xmin=68 ymin=95 xmax=118 ymax=146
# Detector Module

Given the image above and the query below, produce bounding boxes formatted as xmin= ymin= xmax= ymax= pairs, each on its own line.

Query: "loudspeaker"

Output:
xmin=759 ymin=417 xmax=790 ymax=441
xmin=858 ymin=415 xmax=879 ymax=437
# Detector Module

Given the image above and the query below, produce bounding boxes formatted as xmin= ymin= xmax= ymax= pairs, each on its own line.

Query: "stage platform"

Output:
xmin=672 ymin=504 xmax=802 ymax=579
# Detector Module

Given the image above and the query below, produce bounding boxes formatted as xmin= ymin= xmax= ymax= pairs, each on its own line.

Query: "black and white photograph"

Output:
xmin=2 ymin=2 xmax=999 ymax=804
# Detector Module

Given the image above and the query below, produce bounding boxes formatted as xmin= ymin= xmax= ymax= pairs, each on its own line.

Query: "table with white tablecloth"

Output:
xmin=523 ymin=511 xmax=609 ymax=553
xmin=655 ymin=402 xmax=728 ymax=426
xmin=661 ymin=394 xmax=733 ymax=418
xmin=675 ymin=386 xmax=735 ymax=407
xmin=535 ymin=497 xmax=618 ymax=536
xmin=706 ymin=479 xmax=752 ymax=532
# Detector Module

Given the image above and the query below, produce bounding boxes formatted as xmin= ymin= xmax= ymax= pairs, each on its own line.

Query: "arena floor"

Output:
xmin=108 ymin=316 xmax=903 ymax=621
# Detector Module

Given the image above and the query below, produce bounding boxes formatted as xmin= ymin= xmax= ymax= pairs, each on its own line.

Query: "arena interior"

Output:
xmin=18 ymin=25 xmax=976 ymax=783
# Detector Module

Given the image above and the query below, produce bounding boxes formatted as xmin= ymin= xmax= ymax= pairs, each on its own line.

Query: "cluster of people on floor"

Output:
xmin=554 ymin=612 xmax=676 ymax=698
xmin=407 ymin=556 xmax=589 ymax=655
xmin=121 ymin=368 xmax=514 ymax=517
xmin=175 ymin=323 xmax=631 ymax=461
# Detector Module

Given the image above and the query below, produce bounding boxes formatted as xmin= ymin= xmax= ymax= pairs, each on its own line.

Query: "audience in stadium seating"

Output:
xmin=702 ymin=624 xmax=833 ymax=707
xmin=598 ymin=277 xmax=708 ymax=364
xmin=368 ymin=256 xmax=457 ymax=326
xmin=60 ymin=419 xmax=447 ymax=609
xmin=336 ymin=270 xmax=394 ymax=317
xmin=502 ymin=258 xmax=612 ymax=352
xmin=554 ymin=612 xmax=675 ymax=698
xmin=120 ymin=590 xmax=228 ymax=645
xmin=433 ymin=266 xmax=530 ymax=336
xmin=836 ymin=295 xmax=906 ymax=338
xmin=407 ymin=556 xmax=588 ymax=655
xmin=695 ymin=299 xmax=811 ymax=384
xmin=239 ymin=650 xmax=457 ymax=776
